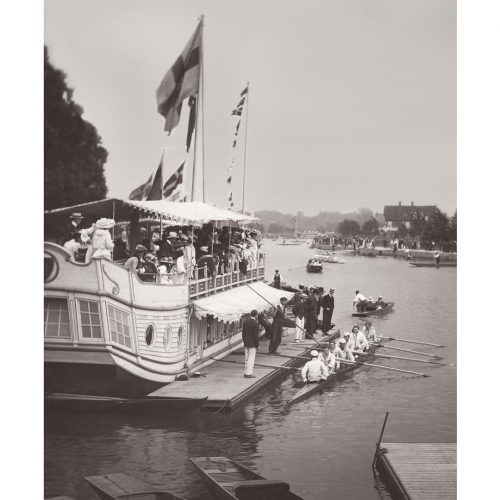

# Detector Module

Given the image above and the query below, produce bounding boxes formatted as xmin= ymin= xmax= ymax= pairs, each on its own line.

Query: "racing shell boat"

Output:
xmin=409 ymin=261 xmax=456 ymax=268
xmin=191 ymin=456 xmax=304 ymax=500
xmin=352 ymin=302 xmax=395 ymax=317
xmin=289 ymin=340 xmax=385 ymax=405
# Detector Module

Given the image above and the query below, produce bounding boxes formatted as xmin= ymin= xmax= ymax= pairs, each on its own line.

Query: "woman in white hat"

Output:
xmin=88 ymin=218 xmax=115 ymax=260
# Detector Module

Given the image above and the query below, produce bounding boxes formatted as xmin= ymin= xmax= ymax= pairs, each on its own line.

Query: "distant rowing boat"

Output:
xmin=306 ymin=259 xmax=323 ymax=273
xmin=191 ymin=456 xmax=304 ymax=499
xmin=289 ymin=341 xmax=384 ymax=405
xmin=352 ymin=302 xmax=395 ymax=317
xmin=409 ymin=261 xmax=456 ymax=268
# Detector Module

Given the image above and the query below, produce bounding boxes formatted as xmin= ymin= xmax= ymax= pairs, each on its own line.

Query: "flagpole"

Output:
xmin=200 ymin=16 xmax=206 ymax=203
xmin=241 ymin=81 xmax=250 ymax=213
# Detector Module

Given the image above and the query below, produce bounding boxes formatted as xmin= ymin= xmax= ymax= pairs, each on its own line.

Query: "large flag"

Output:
xmin=156 ymin=21 xmax=202 ymax=134
xmin=146 ymin=156 xmax=163 ymax=200
xmin=163 ymin=162 xmax=185 ymax=199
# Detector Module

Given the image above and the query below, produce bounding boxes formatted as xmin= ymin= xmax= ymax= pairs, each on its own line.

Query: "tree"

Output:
xmin=421 ymin=209 xmax=452 ymax=249
xmin=45 ymin=46 xmax=108 ymax=210
xmin=337 ymin=219 xmax=361 ymax=236
xmin=362 ymin=217 xmax=379 ymax=235
xmin=450 ymin=211 xmax=457 ymax=241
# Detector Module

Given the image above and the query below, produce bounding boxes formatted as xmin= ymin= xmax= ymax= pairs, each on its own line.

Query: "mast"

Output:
xmin=241 ymin=82 xmax=250 ymax=213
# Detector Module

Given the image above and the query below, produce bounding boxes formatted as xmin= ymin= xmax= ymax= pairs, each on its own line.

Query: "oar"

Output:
xmin=210 ymin=356 xmax=300 ymax=372
xmin=353 ymin=350 xmax=441 ymax=365
xmin=378 ymin=336 xmax=444 ymax=348
xmin=338 ymin=358 xmax=428 ymax=377
xmin=370 ymin=342 xmax=442 ymax=359
xmin=245 ymin=284 xmax=326 ymax=351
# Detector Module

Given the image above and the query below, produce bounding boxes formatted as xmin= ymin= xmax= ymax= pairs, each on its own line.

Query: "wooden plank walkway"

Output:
xmin=376 ymin=442 xmax=456 ymax=500
xmin=149 ymin=328 xmax=339 ymax=411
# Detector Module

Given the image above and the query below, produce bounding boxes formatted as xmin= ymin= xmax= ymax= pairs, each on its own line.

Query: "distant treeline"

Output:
xmin=255 ymin=208 xmax=378 ymax=234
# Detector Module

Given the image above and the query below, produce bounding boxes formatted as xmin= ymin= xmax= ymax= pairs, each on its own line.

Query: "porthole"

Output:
xmin=145 ymin=324 xmax=155 ymax=347
xmin=164 ymin=325 xmax=172 ymax=351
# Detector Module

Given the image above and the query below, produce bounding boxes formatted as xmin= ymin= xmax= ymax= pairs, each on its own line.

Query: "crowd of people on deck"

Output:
xmin=61 ymin=212 xmax=263 ymax=284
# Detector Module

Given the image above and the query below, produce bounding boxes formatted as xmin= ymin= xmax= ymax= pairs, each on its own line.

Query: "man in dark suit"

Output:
xmin=242 ymin=310 xmax=260 ymax=378
xmin=321 ymin=288 xmax=335 ymax=336
xmin=269 ymin=297 xmax=289 ymax=354
xmin=305 ymin=290 xmax=319 ymax=339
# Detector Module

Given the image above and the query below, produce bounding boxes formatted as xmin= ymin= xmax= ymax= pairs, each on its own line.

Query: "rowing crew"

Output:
xmin=301 ymin=323 xmax=379 ymax=383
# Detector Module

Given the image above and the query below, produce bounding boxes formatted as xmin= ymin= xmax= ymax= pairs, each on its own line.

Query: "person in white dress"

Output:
xmin=87 ymin=218 xmax=114 ymax=261
xmin=183 ymin=238 xmax=196 ymax=279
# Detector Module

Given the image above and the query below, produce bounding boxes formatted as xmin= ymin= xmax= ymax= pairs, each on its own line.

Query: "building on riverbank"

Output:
xmin=382 ymin=202 xmax=437 ymax=233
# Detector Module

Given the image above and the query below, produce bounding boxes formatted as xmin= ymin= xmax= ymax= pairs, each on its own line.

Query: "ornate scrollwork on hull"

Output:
xmin=102 ymin=265 xmax=120 ymax=295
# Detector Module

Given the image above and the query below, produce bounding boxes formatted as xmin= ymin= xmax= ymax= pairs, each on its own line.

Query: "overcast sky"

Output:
xmin=45 ymin=0 xmax=456 ymax=215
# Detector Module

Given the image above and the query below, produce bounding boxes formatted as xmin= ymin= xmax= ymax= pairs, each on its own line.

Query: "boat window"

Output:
xmin=107 ymin=305 xmax=131 ymax=348
xmin=44 ymin=298 xmax=71 ymax=338
xmin=177 ymin=325 xmax=183 ymax=347
xmin=164 ymin=325 xmax=172 ymax=351
xmin=145 ymin=324 xmax=155 ymax=347
xmin=78 ymin=300 xmax=102 ymax=339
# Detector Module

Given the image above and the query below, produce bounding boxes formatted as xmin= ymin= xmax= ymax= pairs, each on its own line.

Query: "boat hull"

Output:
xmin=352 ymin=302 xmax=395 ymax=317
xmin=191 ymin=457 xmax=304 ymax=500
xmin=410 ymin=262 xmax=456 ymax=268
xmin=45 ymin=393 xmax=206 ymax=414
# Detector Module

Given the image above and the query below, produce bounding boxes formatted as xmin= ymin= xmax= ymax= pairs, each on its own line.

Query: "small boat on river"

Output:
xmin=45 ymin=393 xmax=207 ymax=414
xmin=352 ymin=302 xmax=395 ymax=317
xmin=191 ymin=456 xmax=304 ymax=500
xmin=410 ymin=261 xmax=456 ymax=268
xmin=312 ymin=252 xmax=344 ymax=264
xmin=85 ymin=473 xmax=184 ymax=500
xmin=290 ymin=341 xmax=384 ymax=405
xmin=278 ymin=239 xmax=302 ymax=245
xmin=306 ymin=259 xmax=323 ymax=273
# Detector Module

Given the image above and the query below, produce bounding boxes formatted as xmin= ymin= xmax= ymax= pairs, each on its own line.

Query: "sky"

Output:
xmin=44 ymin=0 xmax=456 ymax=216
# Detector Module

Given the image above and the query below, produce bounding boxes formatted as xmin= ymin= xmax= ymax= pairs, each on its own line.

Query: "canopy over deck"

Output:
xmin=44 ymin=198 xmax=258 ymax=227
xmin=192 ymin=282 xmax=294 ymax=322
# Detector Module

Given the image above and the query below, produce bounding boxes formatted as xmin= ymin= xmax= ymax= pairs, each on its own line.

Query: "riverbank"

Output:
xmin=358 ymin=247 xmax=457 ymax=261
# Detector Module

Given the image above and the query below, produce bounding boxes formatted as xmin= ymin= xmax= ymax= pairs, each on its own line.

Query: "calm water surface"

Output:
xmin=45 ymin=241 xmax=456 ymax=499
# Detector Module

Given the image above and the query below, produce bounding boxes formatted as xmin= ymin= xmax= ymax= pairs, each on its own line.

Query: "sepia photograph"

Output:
xmin=7 ymin=0 xmax=484 ymax=497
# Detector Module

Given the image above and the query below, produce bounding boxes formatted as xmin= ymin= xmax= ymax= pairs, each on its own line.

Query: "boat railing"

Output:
xmin=189 ymin=255 xmax=266 ymax=298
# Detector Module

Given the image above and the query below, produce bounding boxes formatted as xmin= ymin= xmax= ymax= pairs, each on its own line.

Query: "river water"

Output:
xmin=45 ymin=240 xmax=456 ymax=499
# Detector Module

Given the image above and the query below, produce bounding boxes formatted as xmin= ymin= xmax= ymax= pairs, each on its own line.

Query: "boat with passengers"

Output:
xmin=44 ymin=199 xmax=294 ymax=396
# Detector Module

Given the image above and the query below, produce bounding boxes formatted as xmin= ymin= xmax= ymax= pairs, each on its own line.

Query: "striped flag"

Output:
xmin=156 ymin=21 xmax=202 ymax=134
xmin=163 ymin=162 xmax=185 ymax=199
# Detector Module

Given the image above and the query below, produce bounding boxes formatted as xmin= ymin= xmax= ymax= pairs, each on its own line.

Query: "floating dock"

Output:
xmin=375 ymin=442 xmax=456 ymax=500
xmin=149 ymin=329 xmax=340 ymax=411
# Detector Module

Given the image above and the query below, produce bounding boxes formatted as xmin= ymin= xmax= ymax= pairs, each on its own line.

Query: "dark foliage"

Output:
xmin=337 ymin=219 xmax=361 ymax=236
xmin=44 ymin=46 xmax=108 ymax=210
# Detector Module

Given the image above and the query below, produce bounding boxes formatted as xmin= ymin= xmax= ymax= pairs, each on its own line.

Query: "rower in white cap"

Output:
xmin=301 ymin=350 xmax=329 ymax=383
xmin=334 ymin=336 xmax=355 ymax=363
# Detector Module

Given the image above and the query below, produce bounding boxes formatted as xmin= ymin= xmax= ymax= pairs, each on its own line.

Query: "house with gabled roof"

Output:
xmin=382 ymin=202 xmax=437 ymax=231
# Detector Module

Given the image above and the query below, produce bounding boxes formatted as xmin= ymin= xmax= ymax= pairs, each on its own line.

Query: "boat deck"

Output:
xmin=149 ymin=329 xmax=339 ymax=411
xmin=376 ymin=442 xmax=456 ymax=500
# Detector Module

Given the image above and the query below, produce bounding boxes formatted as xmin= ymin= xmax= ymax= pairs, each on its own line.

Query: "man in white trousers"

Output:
xmin=242 ymin=309 xmax=260 ymax=378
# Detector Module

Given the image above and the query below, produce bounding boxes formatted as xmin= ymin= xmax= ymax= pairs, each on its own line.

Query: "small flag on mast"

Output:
xmin=156 ymin=21 xmax=202 ymax=134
